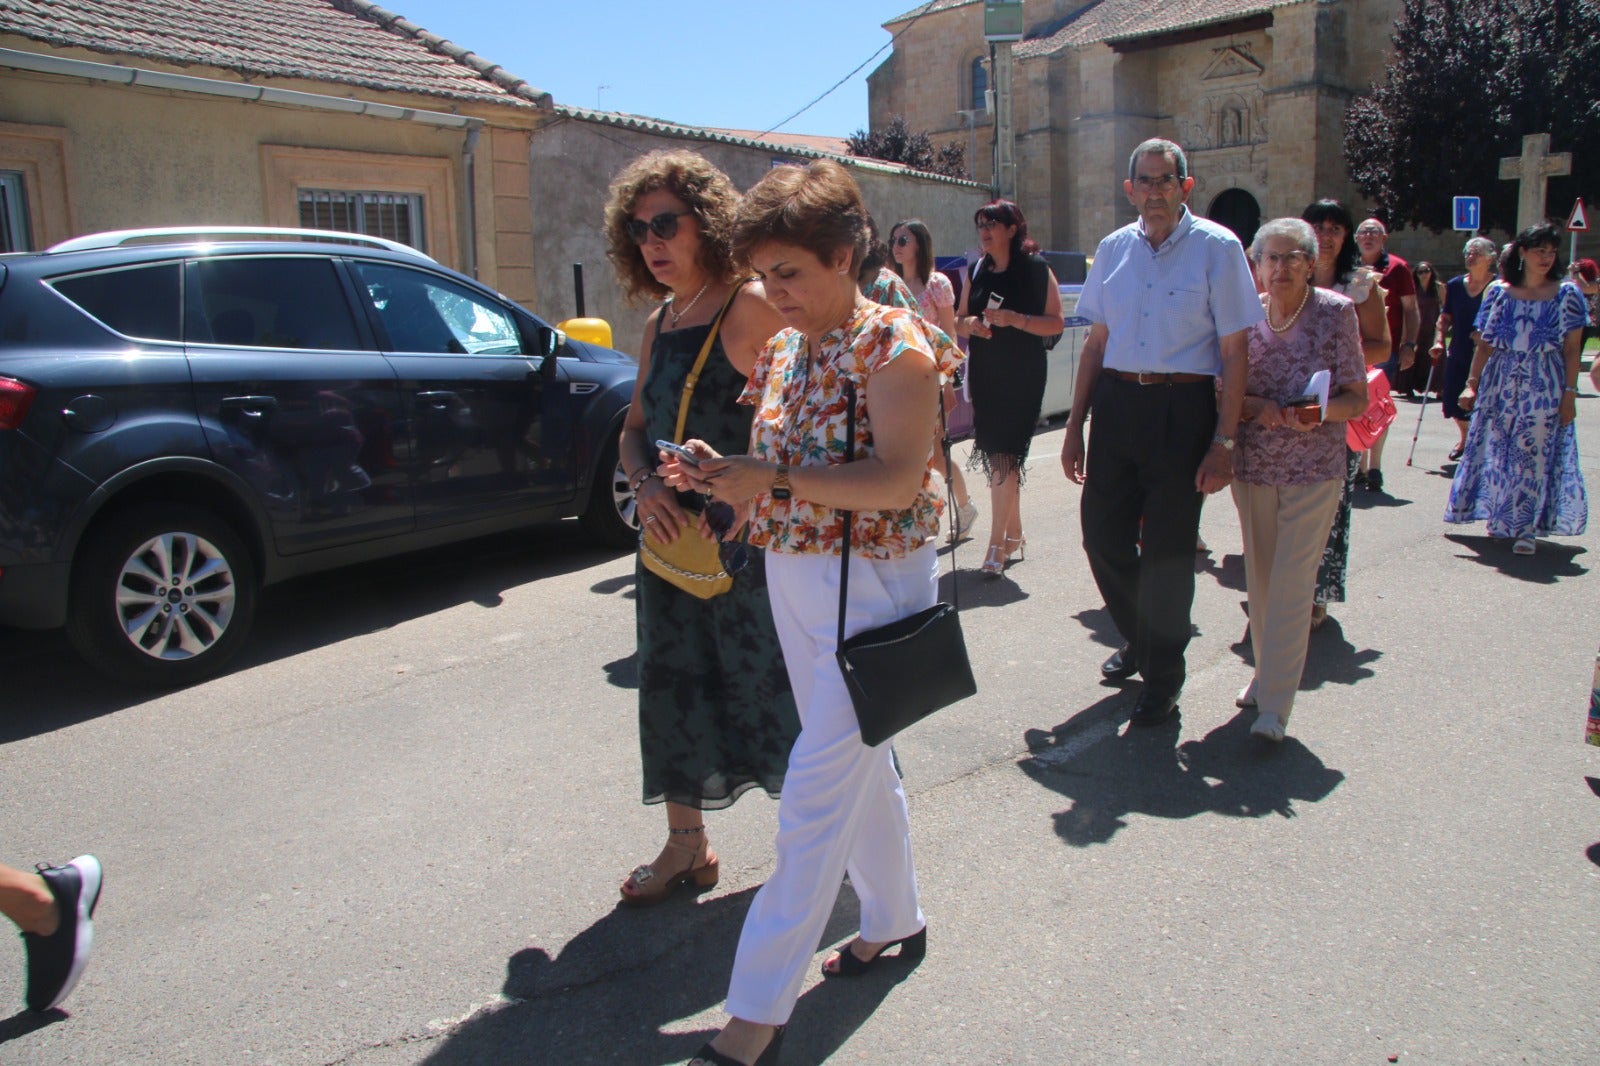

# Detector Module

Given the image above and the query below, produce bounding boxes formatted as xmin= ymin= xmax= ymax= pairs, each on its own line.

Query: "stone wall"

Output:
xmin=529 ymin=115 xmax=991 ymax=354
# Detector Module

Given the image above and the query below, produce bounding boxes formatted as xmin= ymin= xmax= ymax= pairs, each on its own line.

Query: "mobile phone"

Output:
xmin=654 ymin=439 xmax=701 ymax=467
xmin=985 ymin=292 xmax=1005 ymax=310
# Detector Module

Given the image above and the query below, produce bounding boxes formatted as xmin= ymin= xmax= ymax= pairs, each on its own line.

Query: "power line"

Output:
xmin=760 ymin=2 xmax=938 ymax=136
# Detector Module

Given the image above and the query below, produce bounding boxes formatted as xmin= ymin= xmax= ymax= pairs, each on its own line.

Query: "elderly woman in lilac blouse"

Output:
xmin=1232 ymin=218 xmax=1368 ymax=742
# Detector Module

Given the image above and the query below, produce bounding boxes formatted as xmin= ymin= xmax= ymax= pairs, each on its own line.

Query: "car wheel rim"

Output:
xmin=611 ymin=460 xmax=639 ymax=531
xmin=114 ymin=532 xmax=238 ymax=661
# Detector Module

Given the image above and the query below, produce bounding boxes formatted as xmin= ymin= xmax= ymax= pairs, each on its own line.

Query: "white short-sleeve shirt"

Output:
xmin=1078 ymin=206 xmax=1264 ymax=376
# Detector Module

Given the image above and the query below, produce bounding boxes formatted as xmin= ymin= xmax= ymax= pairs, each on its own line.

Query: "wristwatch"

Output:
xmin=1211 ymin=433 xmax=1235 ymax=451
xmin=771 ymin=463 xmax=792 ymax=501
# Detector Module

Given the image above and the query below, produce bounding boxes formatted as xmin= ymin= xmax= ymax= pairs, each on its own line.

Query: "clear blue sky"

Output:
xmin=386 ymin=0 xmax=926 ymax=137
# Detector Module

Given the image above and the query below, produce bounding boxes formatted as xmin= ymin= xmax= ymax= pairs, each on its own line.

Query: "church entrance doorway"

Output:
xmin=1207 ymin=188 xmax=1261 ymax=247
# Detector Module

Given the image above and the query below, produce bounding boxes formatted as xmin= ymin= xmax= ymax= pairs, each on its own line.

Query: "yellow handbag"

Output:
xmin=638 ymin=288 xmax=741 ymax=599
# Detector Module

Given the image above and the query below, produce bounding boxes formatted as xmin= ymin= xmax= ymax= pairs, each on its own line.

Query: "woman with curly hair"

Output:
xmin=602 ymin=149 xmax=797 ymax=907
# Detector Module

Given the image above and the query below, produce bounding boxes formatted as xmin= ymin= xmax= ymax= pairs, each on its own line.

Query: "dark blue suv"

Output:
xmin=0 ymin=228 xmax=639 ymax=686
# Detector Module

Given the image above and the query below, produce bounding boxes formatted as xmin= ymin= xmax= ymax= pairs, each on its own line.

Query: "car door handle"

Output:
xmin=415 ymin=390 xmax=457 ymax=408
xmin=220 ymin=395 xmax=278 ymax=416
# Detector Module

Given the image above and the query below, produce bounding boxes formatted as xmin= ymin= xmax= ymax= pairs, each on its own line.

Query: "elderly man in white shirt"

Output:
xmin=1062 ymin=138 xmax=1264 ymax=729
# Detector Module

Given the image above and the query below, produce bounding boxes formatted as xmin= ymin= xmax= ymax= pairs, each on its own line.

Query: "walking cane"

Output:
xmin=1405 ymin=349 xmax=1444 ymax=466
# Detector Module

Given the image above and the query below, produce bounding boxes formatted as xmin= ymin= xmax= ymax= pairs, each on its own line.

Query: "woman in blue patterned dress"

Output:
xmin=1446 ymin=221 xmax=1588 ymax=555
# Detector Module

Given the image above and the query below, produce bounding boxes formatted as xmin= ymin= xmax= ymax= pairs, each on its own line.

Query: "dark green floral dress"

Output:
xmin=636 ymin=319 xmax=800 ymax=809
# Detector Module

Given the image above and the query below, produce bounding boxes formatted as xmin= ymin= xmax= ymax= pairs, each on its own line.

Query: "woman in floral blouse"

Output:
xmin=668 ymin=159 xmax=957 ymax=1066
xmin=1232 ymin=218 xmax=1367 ymax=742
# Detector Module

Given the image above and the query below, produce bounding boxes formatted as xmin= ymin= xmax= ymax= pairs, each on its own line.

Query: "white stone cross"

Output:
xmin=1499 ymin=133 xmax=1572 ymax=232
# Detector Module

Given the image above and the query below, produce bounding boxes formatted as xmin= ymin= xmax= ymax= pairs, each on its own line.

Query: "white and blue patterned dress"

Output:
xmin=1444 ymin=281 xmax=1588 ymax=539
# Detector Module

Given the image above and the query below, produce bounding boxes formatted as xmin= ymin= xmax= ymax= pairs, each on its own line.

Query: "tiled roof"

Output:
xmin=706 ymin=128 xmax=852 ymax=157
xmin=1015 ymin=0 xmax=1305 ymax=58
xmin=884 ymin=1 xmax=980 ymax=28
xmin=553 ymin=106 xmax=983 ymax=187
xmin=0 ymin=0 xmax=551 ymax=107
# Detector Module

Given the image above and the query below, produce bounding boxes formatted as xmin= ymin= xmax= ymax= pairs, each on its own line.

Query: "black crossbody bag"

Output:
xmin=835 ymin=380 xmax=977 ymax=747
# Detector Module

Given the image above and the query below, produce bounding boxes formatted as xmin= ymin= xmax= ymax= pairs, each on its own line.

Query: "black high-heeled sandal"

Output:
xmin=820 ymin=926 xmax=927 ymax=978
xmin=689 ymin=1026 xmax=785 ymax=1065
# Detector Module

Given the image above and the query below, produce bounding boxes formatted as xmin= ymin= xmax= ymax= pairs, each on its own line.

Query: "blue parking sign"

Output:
xmin=1453 ymin=196 xmax=1481 ymax=232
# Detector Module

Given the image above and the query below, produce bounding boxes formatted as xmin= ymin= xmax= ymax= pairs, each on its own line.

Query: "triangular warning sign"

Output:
xmin=1568 ymin=199 xmax=1588 ymax=231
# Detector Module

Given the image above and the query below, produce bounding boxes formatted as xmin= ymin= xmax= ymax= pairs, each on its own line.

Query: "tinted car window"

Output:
xmin=189 ymin=257 xmax=361 ymax=351
xmin=51 ymin=264 xmax=182 ymax=341
xmin=353 ymin=261 xmax=523 ymax=356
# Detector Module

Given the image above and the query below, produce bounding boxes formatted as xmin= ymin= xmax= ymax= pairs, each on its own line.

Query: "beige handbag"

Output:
xmin=638 ymin=288 xmax=741 ymax=599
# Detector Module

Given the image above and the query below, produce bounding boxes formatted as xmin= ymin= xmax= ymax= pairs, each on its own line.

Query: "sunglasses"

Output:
xmin=625 ymin=210 xmax=692 ymax=244
xmin=893 ymin=234 xmax=914 ymax=247
xmin=976 ymin=219 xmax=1003 ymax=231
xmin=704 ymin=500 xmax=748 ymax=576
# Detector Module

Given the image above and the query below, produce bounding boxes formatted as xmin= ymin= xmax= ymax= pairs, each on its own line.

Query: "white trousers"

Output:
xmin=1231 ymin=477 xmax=1343 ymax=723
xmin=724 ymin=545 xmax=932 ymax=1025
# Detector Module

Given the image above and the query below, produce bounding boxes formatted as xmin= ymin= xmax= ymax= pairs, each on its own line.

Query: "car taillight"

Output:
xmin=0 ymin=377 xmax=35 ymax=430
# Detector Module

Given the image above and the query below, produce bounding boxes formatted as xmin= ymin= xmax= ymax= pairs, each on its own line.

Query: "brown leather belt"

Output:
xmin=1103 ymin=369 xmax=1213 ymax=385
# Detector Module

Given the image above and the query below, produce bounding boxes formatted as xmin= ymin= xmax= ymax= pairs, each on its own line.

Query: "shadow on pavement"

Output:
xmin=0 ymin=522 xmax=627 ymax=740
xmin=1351 ymin=490 xmax=1413 ymax=510
xmin=939 ymin=566 xmax=1028 ymax=609
xmin=1442 ymin=533 xmax=1589 ymax=583
xmin=1197 ymin=550 xmax=1248 ymax=592
xmin=417 ymin=885 xmax=905 ymax=1065
xmin=1228 ymin=612 xmax=1382 ymax=692
xmin=0 ymin=1007 xmax=64 ymax=1046
xmin=1020 ymin=695 xmax=1345 ymax=846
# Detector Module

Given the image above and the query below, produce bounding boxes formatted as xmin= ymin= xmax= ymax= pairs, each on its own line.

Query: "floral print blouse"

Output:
xmin=913 ymin=271 xmax=954 ymax=322
xmin=864 ymin=267 xmax=918 ymax=311
xmin=740 ymin=302 xmax=962 ymax=559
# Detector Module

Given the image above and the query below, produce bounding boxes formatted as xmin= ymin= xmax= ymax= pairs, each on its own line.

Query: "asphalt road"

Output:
xmin=2 ymin=388 xmax=1598 ymax=1065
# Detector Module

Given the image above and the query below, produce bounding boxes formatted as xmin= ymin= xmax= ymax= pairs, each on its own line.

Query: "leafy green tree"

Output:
xmin=848 ymin=116 xmax=967 ymax=179
xmin=1345 ymin=0 xmax=1600 ymax=232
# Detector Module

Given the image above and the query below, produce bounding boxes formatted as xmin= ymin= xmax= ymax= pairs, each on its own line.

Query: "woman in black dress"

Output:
xmin=953 ymin=200 xmax=1062 ymax=576
xmin=603 ymin=150 xmax=798 ymax=907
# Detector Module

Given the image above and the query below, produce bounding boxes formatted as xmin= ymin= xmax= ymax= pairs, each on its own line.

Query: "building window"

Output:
xmin=298 ymin=189 xmax=425 ymax=253
xmin=970 ymin=55 xmax=989 ymax=113
xmin=0 ymin=171 xmax=31 ymax=252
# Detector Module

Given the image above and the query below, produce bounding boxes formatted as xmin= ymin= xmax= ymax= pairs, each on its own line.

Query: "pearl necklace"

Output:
xmin=1267 ymin=284 xmax=1312 ymax=334
xmin=666 ymin=280 xmax=711 ymax=329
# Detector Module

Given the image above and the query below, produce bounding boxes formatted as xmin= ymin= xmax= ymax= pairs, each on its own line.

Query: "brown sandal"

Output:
xmin=619 ymin=826 xmax=719 ymax=907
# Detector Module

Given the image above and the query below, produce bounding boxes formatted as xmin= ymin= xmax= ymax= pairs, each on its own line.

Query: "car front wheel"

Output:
xmin=66 ymin=505 xmax=257 ymax=687
xmin=580 ymin=434 xmax=640 ymax=550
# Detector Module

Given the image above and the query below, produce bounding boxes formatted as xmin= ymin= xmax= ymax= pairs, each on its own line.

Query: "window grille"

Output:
xmin=297 ymin=189 xmax=424 ymax=252
xmin=0 ymin=171 xmax=31 ymax=252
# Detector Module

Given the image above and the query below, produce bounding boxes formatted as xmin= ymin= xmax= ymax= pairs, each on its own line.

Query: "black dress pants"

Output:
xmin=1080 ymin=375 xmax=1216 ymax=700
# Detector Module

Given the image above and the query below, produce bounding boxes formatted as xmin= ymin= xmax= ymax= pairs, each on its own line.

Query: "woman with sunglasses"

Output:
xmin=889 ymin=218 xmax=979 ymax=540
xmin=668 ymin=159 xmax=956 ymax=1066
xmin=602 ymin=150 xmax=798 ymax=908
xmin=1446 ymin=221 xmax=1588 ymax=555
xmin=954 ymin=200 xmax=1063 ymax=576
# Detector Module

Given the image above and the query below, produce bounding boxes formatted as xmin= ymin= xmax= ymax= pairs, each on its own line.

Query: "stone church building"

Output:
xmin=869 ymin=0 xmax=1414 ymax=256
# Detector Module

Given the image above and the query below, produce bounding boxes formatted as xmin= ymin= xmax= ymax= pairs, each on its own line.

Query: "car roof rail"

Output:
xmin=44 ymin=227 xmax=438 ymax=262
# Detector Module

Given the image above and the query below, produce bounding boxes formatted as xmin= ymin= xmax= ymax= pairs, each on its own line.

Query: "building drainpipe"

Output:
xmin=462 ymin=123 xmax=483 ymax=280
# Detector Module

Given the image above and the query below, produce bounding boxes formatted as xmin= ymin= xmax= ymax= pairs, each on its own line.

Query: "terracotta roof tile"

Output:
xmin=1015 ymin=0 xmax=1305 ymax=58
xmin=555 ymin=106 xmax=983 ymax=186
xmin=0 ymin=0 xmax=551 ymax=107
